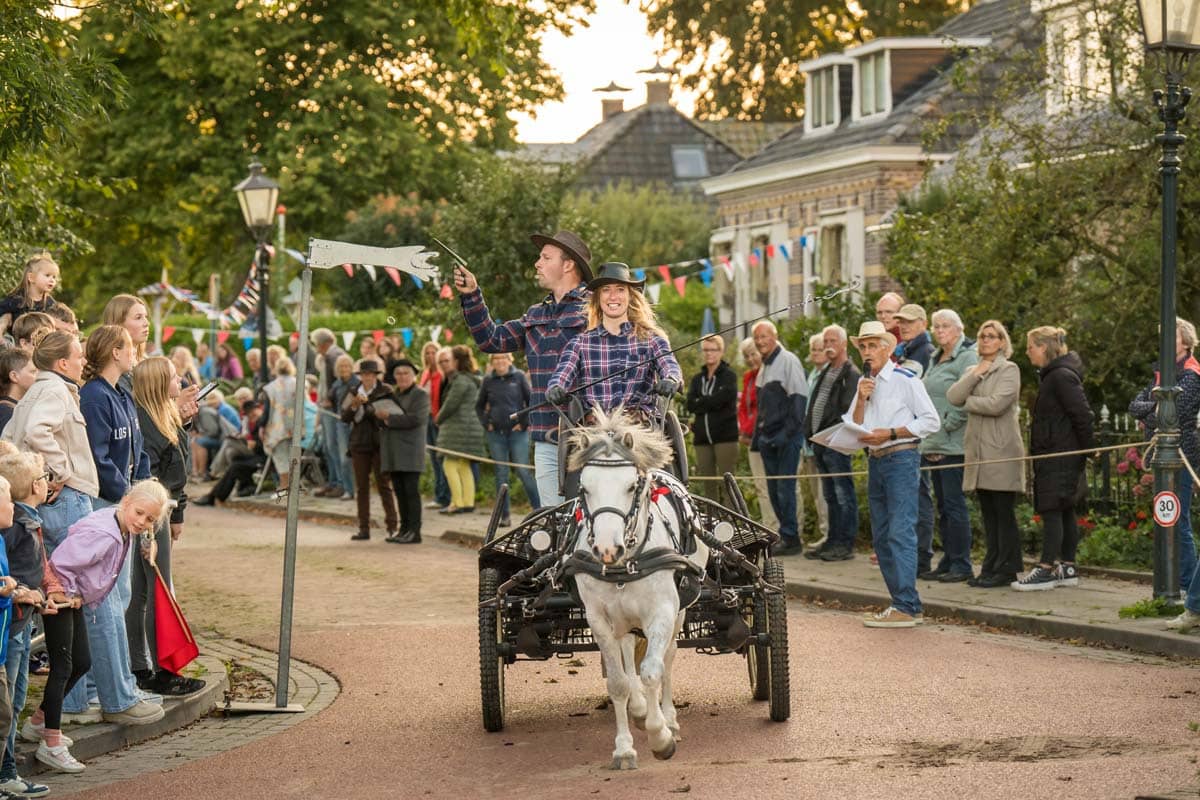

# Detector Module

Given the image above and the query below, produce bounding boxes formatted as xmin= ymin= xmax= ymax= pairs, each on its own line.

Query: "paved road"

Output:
xmin=66 ymin=505 xmax=1200 ymax=800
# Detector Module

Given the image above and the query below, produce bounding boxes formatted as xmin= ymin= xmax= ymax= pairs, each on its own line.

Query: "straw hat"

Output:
xmin=850 ymin=320 xmax=898 ymax=349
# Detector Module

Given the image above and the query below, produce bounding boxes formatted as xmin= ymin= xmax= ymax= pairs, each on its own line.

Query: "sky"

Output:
xmin=511 ymin=0 xmax=697 ymax=143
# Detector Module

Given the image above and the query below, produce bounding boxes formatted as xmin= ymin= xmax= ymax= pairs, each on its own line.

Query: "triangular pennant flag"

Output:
xmin=700 ymin=258 xmax=712 ymax=270
xmin=657 ymin=265 xmax=672 ymax=284
xmin=411 ymin=274 xmax=424 ymax=289
xmin=216 ymin=331 xmax=230 ymax=345
xmin=264 ymin=244 xmax=276 ymax=258
xmin=700 ymin=265 xmax=713 ymax=287
xmin=799 ymin=235 xmax=810 ymax=251
xmin=372 ymin=329 xmax=385 ymax=344
xmin=162 ymin=326 xmax=176 ymax=342
xmin=283 ymin=248 xmax=307 ymax=265
xmin=779 ymin=243 xmax=791 ymax=260
xmin=430 ymin=325 xmax=443 ymax=344
xmin=342 ymin=263 xmax=355 ymax=278
xmin=633 ymin=269 xmax=646 ymax=282
xmin=749 ymin=249 xmax=760 ymax=266
xmin=673 ymin=276 xmax=687 ymax=297
xmin=400 ymin=328 xmax=414 ymax=348
xmin=646 ymin=283 xmax=662 ymax=304
xmin=439 ymin=283 xmax=453 ymax=299
xmin=720 ymin=256 xmax=734 ymax=281
xmin=191 ymin=329 xmax=205 ymax=345
xmin=443 ymin=328 xmax=454 ymax=342
xmin=701 ymin=307 xmax=716 ymax=336
xmin=241 ymin=337 xmax=255 ymax=352
xmin=384 ymin=266 xmax=403 ymax=287
xmin=766 ymin=244 xmax=775 ymax=258
xmin=342 ymin=331 xmax=356 ymax=350
xmin=153 ymin=570 xmax=198 ymax=673
xmin=362 ymin=264 xmax=378 ymax=281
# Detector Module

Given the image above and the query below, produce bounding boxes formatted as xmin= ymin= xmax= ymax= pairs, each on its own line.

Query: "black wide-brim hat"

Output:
xmin=530 ymin=230 xmax=593 ymax=282
xmin=586 ymin=262 xmax=645 ymax=293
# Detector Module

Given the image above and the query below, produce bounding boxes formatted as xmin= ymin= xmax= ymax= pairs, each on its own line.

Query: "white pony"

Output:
xmin=563 ymin=408 xmax=710 ymax=770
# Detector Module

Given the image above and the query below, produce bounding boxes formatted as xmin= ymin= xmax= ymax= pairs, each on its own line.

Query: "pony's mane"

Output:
xmin=566 ymin=406 xmax=673 ymax=473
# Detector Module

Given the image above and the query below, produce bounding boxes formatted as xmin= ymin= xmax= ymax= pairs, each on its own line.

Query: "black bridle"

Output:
xmin=577 ymin=457 xmax=651 ymax=561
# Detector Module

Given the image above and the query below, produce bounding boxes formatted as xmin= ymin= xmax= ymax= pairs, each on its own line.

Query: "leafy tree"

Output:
xmin=640 ymin=0 xmax=973 ymax=120
xmin=564 ymin=182 xmax=713 ymax=267
xmin=64 ymin=0 xmax=591 ymax=316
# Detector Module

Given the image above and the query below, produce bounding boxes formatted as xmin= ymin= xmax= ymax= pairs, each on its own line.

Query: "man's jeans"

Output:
xmin=867 ymin=448 xmax=922 ymax=616
xmin=332 ymin=418 xmax=356 ymax=496
xmin=1 ymin=625 xmax=30 ymax=779
xmin=813 ymin=444 xmax=857 ymax=550
xmin=759 ymin=435 xmax=803 ymax=544
xmin=320 ymin=414 xmax=343 ymax=492
xmin=1177 ymin=467 xmax=1197 ymax=592
xmin=533 ymin=441 xmax=563 ymax=508
xmin=486 ymin=429 xmax=540 ymax=518
xmin=917 ymin=455 xmax=973 ymax=576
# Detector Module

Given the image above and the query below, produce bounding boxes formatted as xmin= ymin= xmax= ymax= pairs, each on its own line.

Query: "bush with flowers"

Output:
xmin=1076 ymin=510 xmax=1154 ymax=569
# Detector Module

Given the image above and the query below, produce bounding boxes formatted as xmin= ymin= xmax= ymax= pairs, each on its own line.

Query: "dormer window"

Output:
xmin=858 ymin=52 xmax=889 ymax=117
xmin=807 ymin=67 xmax=838 ymax=131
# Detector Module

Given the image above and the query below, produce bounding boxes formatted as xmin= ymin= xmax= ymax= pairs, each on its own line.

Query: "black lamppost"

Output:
xmin=233 ymin=161 xmax=280 ymax=387
xmin=1137 ymin=0 xmax=1200 ymax=600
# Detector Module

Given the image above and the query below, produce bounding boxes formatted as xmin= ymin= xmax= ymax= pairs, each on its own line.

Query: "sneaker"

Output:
xmin=60 ymin=708 xmax=102 ymax=725
xmin=937 ymin=571 xmax=972 ymax=583
xmin=802 ymin=545 xmax=827 ymax=560
xmin=393 ymin=529 xmax=421 ymax=545
xmin=150 ymin=672 xmax=205 ymax=696
xmin=918 ymin=568 xmax=945 ymax=581
xmin=350 ymin=531 xmax=370 ymax=541
xmin=1165 ymin=609 xmax=1200 ymax=633
xmin=0 ymin=775 xmax=51 ymax=797
xmin=770 ymin=540 xmax=803 ymax=557
xmin=338 ymin=492 xmax=354 ymax=501
xmin=819 ymin=546 xmax=854 ymax=562
xmin=19 ymin=718 xmax=71 ymax=746
xmin=863 ymin=607 xmax=920 ymax=628
xmin=424 ymin=501 xmax=448 ymax=510
xmin=101 ymin=700 xmax=164 ymax=726
xmin=35 ymin=742 xmax=84 ymax=774
xmin=1055 ymin=562 xmax=1080 ymax=587
xmin=1012 ymin=565 xmax=1058 ymax=591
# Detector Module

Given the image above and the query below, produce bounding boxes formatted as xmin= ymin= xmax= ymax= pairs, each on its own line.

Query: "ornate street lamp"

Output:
xmin=233 ymin=161 xmax=280 ymax=386
xmin=1137 ymin=0 xmax=1200 ymax=600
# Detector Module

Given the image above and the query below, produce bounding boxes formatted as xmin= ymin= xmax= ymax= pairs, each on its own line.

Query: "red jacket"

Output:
xmin=420 ymin=369 xmax=443 ymax=418
xmin=737 ymin=368 xmax=759 ymax=438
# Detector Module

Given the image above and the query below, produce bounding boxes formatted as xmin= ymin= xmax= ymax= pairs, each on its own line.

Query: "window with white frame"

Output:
xmin=859 ymin=52 xmax=888 ymax=117
xmin=1044 ymin=5 xmax=1138 ymax=116
xmin=818 ymin=225 xmax=846 ymax=285
xmin=807 ymin=68 xmax=838 ymax=130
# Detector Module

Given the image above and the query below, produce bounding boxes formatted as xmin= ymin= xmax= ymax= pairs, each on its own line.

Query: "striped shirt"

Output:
xmin=547 ymin=322 xmax=682 ymax=417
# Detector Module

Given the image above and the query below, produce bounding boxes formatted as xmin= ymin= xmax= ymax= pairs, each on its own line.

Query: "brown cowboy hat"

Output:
xmin=529 ymin=230 xmax=593 ymax=281
xmin=587 ymin=262 xmax=645 ymax=292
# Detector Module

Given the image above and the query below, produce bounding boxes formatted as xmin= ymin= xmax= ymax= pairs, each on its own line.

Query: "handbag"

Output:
xmin=154 ymin=565 xmax=199 ymax=673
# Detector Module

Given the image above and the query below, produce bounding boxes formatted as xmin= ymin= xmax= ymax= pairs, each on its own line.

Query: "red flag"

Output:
xmin=162 ymin=326 xmax=176 ymax=342
xmin=383 ymin=266 xmax=402 ymax=286
xmin=154 ymin=569 xmax=199 ymax=674
xmin=444 ymin=328 xmax=454 ymax=342
xmin=766 ymin=244 xmax=776 ymax=258
xmin=439 ymin=283 xmax=453 ymax=299
xmin=657 ymin=265 xmax=672 ymax=284
xmin=216 ymin=331 xmax=230 ymax=345
xmin=342 ymin=263 xmax=355 ymax=278
xmin=372 ymin=329 xmax=385 ymax=344
xmin=673 ymin=276 xmax=687 ymax=296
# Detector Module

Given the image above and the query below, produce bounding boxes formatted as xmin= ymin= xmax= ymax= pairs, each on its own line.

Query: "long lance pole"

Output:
xmin=510 ymin=278 xmax=862 ymax=422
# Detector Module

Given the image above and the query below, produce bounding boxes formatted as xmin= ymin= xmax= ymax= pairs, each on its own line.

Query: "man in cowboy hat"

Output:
xmin=453 ymin=230 xmax=592 ymax=507
xmin=847 ymin=320 xmax=940 ymax=628
xmin=341 ymin=358 xmax=399 ymax=541
xmin=546 ymin=262 xmax=681 ymax=419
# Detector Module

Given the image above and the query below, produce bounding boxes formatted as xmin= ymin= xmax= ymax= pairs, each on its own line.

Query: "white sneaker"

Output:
xmin=35 ymin=742 xmax=84 ymax=773
xmin=1165 ymin=609 xmax=1200 ymax=633
xmin=0 ymin=774 xmax=51 ymax=797
xmin=101 ymin=700 xmax=163 ymax=725
xmin=862 ymin=606 xmax=921 ymax=628
xmin=60 ymin=708 xmax=102 ymax=725
xmin=18 ymin=718 xmax=71 ymax=746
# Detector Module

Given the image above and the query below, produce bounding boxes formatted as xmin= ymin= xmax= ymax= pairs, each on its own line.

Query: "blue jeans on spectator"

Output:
xmin=38 ymin=486 xmax=93 ymax=554
xmin=759 ymin=435 xmax=803 ymax=545
xmin=1177 ymin=467 xmax=1197 ymax=592
xmin=917 ymin=455 xmax=973 ymax=576
xmin=1 ymin=625 xmax=30 ymax=780
xmin=813 ymin=444 xmax=857 ymax=550
xmin=486 ymin=429 xmax=540 ymax=518
xmin=320 ymin=414 xmax=342 ymax=490
xmin=334 ymin=419 xmax=355 ymax=496
xmin=867 ymin=448 xmax=922 ymax=617
xmin=428 ymin=422 xmax=450 ymax=507
xmin=533 ymin=440 xmax=563 ymax=508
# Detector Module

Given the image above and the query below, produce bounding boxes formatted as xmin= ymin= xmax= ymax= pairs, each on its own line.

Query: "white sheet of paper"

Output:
xmin=810 ymin=421 xmax=872 ymax=455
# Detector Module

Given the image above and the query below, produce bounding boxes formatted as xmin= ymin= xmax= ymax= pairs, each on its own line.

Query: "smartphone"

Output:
xmin=196 ymin=382 xmax=219 ymax=402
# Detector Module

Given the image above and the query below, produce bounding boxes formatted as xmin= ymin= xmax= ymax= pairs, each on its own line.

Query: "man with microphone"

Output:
xmin=848 ymin=320 xmax=940 ymax=628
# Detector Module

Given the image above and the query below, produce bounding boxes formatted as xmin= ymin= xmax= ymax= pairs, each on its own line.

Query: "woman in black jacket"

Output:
xmin=686 ymin=335 xmax=739 ymax=502
xmin=1016 ymin=326 xmax=1094 ymax=591
xmin=131 ymin=356 xmax=202 ymax=695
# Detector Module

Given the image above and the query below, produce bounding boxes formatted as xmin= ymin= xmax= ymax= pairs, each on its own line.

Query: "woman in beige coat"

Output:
xmin=947 ymin=319 xmax=1024 ymax=588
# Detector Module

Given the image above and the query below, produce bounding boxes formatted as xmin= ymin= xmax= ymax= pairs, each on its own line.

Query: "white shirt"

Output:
xmin=843 ymin=359 xmax=941 ymax=450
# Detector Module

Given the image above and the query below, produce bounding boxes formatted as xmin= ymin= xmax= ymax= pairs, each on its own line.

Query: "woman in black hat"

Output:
xmin=546 ymin=262 xmax=682 ymax=421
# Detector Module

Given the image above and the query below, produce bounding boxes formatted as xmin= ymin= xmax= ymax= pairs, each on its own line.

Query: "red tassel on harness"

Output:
xmin=650 ymin=486 xmax=671 ymax=503
xmin=574 ymin=507 xmax=583 ymax=522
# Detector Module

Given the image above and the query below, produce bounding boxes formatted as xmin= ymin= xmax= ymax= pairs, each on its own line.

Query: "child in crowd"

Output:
xmin=0 ymin=350 xmax=36 ymax=437
xmin=31 ymin=479 xmax=172 ymax=774
xmin=0 ymin=254 xmax=59 ymax=341
xmin=43 ymin=305 xmax=78 ymax=336
xmin=9 ymin=314 xmax=54 ymax=356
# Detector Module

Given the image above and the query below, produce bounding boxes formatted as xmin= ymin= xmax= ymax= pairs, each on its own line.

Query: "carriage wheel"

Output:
xmin=479 ymin=568 xmax=506 ymax=732
xmin=746 ymin=590 xmax=770 ymax=701
xmin=764 ymin=558 xmax=791 ymax=722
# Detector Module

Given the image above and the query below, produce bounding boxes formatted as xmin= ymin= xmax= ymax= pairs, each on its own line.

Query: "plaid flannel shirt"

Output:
xmin=547 ymin=323 xmax=682 ymax=417
xmin=460 ymin=284 xmax=589 ymax=442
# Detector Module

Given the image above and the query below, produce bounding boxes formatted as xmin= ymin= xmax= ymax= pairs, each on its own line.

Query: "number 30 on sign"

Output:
xmin=1154 ymin=491 xmax=1181 ymax=527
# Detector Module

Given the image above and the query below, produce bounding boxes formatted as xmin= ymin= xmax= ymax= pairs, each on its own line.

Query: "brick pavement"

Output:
xmin=52 ymin=635 xmax=338 ymax=797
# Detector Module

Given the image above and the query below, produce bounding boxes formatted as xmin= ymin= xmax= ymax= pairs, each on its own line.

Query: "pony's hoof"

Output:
xmin=652 ymin=737 xmax=677 ymax=761
xmin=611 ymin=753 xmax=638 ymax=771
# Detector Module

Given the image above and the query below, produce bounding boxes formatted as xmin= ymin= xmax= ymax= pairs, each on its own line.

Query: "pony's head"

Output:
xmin=567 ymin=407 xmax=673 ymax=565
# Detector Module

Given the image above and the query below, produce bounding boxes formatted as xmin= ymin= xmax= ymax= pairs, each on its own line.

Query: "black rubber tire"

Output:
xmin=764 ymin=558 xmax=791 ymax=722
xmin=479 ymin=567 xmax=506 ymax=731
xmin=747 ymin=591 xmax=770 ymax=701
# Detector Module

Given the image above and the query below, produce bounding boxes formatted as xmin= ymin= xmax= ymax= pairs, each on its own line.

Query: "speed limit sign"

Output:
xmin=1154 ymin=491 xmax=1181 ymax=527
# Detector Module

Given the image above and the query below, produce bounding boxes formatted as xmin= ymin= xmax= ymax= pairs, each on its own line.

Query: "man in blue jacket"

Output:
xmin=476 ymin=353 xmax=540 ymax=526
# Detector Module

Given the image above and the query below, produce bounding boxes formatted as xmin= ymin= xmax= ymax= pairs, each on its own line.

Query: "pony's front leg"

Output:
xmin=637 ymin=615 xmax=678 ymax=760
xmin=591 ymin=618 xmax=638 ymax=770
xmin=660 ymin=618 xmax=682 ymax=741
xmin=620 ymin=635 xmax=648 ymax=727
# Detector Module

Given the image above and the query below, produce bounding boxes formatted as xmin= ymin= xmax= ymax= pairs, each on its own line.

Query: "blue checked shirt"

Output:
xmin=461 ymin=284 xmax=589 ymax=442
xmin=547 ymin=323 xmax=682 ymax=417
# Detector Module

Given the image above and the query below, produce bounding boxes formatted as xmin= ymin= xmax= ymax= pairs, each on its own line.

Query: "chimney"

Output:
xmin=601 ymin=98 xmax=625 ymax=120
xmin=646 ymin=79 xmax=671 ymax=106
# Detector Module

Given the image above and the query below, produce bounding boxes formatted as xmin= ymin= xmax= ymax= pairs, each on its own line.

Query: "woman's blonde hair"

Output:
xmin=586 ymin=287 xmax=666 ymax=340
xmin=977 ymin=319 xmax=1013 ymax=358
xmin=102 ymin=294 xmax=149 ymax=360
xmin=334 ymin=353 xmax=354 ymax=379
xmin=273 ymin=354 xmax=296 ymax=377
xmin=1026 ymin=325 xmax=1067 ymax=362
xmin=83 ymin=325 xmax=132 ymax=382
xmin=132 ymin=357 xmax=182 ymax=445
xmin=0 ymin=451 xmax=43 ymax=500
xmin=121 ymin=478 xmax=172 ymax=527
xmin=1178 ymin=317 xmax=1197 ymax=352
